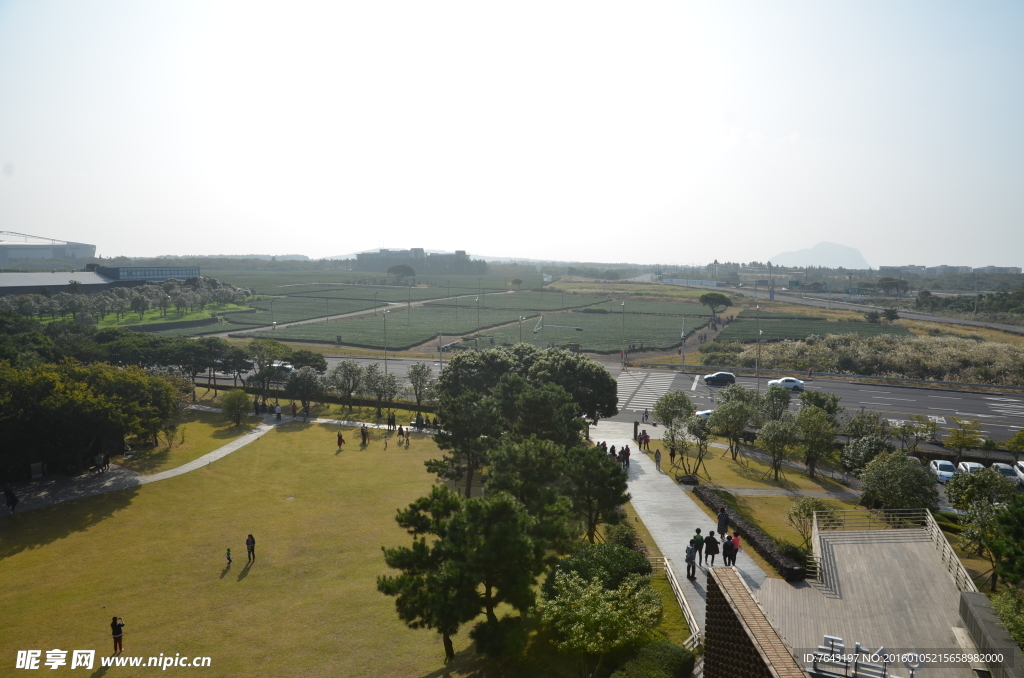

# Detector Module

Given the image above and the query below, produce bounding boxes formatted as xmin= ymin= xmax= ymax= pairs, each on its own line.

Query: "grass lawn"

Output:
xmin=0 ymin=423 xmax=463 ymax=677
xmin=118 ymin=410 xmax=258 ymax=475
xmin=46 ymin=303 xmax=252 ymax=328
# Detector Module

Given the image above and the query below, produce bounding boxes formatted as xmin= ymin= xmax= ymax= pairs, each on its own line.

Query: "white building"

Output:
xmin=0 ymin=232 xmax=96 ymax=264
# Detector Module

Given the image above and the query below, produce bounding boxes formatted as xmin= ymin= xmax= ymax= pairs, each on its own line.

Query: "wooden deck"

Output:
xmin=755 ymin=529 xmax=974 ymax=678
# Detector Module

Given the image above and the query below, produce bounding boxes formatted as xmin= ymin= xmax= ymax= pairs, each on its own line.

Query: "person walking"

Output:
xmin=337 ymin=430 xmax=345 ymax=449
xmin=303 ymin=403 xmax=309 ymax=421
xmin=692 ymin=528 xmax=704 ymax=566
xmin=3 ymin=485 xmax=18 ymax=514
xmin=246 ymin=534 xmax=256 ymax=562
xmin=643 ymin=408 xmax=649 ymax=423
xmin=654 ymin=449 xmax=662 ymax=472
xmin=722 ymin=535 xmax=735 ymax=566
xmin=275 ymin=404 xmax=282 ymax=421
xmin=685 ymin=540 xmax=697 ymax=579
xmin=110 ymin=617 xmax=125 ymax=654
xmin=716 ymin=507 xmax=730 ymax=537
xmin=731 ymin=531 xmax=741 ymax=559
xmin=253 ymin=397 xmax=260 ymax=416
xmin=624 ymin=447 xmax=631 ymax=468
xmin=704 ymin=530 xmax=720 ymax=567
xmin=669 ymin=448 xmax=676 ymax=468
xmin=226 ymin=547 xmax=233 ymax=567
xmin=291 ymin=401 xmax=298 ymax=418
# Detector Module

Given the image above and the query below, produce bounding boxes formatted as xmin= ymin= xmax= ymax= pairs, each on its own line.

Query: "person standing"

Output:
xmin=716 ymin=507 xmax=730 ymax=538
xmin=303 ymin=403 xmax=309 ymax=421
xmin=291 ymin=401 xmax=298 ymax=418
xmin=704 ymin=530 xmax=720 ymax=567
xmin=337 ymin=430 xmax=345 ymax=449
xmin=3 ymin=485 xmax=18 ymax=514
xmin=731 ymin=531 xmax=742 ymax=559
xmin=226 ymin=548 xmax=233 ymax=567
xmin=685 ymin=540 xmax=697 ymax=579
xmin=246 ymin=534 xmax=256 ymax=562
xmin=669 ymin=448 xmax=676 ymax=468
xmin=624 ymin=447 xmax=631 ymax=468
xmin=275 ymin=404 xmax=282 ymax=421
xmin=654 ymin=449 xmax=662 ymax=472
xmin=692 ymin=528 xmax=704 ymax=566
xmin=722 ymin=535 xmax=735 ymax=566
xmin=110 ymin=617 xmax=125 ymax=654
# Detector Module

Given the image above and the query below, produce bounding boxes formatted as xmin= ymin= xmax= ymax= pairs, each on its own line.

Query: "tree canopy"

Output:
xmin=698 ymin=292 xmax=732 ymax=316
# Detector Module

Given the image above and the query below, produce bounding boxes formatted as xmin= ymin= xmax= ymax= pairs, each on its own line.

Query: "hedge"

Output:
xmin=610 ymin=642 xmax=695 ymax=678
xmin=691 ymin=486 xmax=804 ymax=582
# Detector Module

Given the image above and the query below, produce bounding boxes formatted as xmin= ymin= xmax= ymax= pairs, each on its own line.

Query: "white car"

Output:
xmin=930 ymin=459 xmax=955 ymax=483
xmin=695 ymin=410 xmax=714 ymax=419
xmin=1015 ymin=461 xmax=1024 ymax=487
xmin=991 ymin=463 xmax=1018 ymax=483
xmin=767 ymin=377 xmax=805 ymax=392
xmin=957 ymin=461 xmax=985 ymax=475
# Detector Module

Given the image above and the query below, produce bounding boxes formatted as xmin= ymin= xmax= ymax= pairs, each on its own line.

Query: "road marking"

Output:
xmin=859 ymin=389 xmax=891 ymax=393
xmin=691 ymin=376 xmax=699 ymax=391
xmin=929 ymin=396 xmax=962 ymax=400
xmin=859 ymin=402 xmax=890 ymax=406
xmin=870 ymin=396 xmax=917 ymax=401
xmin=928 ymin=407 xmax=959 ymax=411
xmin=928 ymin=415 xmax=946 ymax=424
xmin=955 ymin=412 xmax=995 ymax=418
xmin=984 ymin=397 xmax=1021 ymax=402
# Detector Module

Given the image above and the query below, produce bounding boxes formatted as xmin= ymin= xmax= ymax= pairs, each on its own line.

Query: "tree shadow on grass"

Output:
xmin=211 ymin=424 xmax=256 ymax=440
xmin=0 ymin=486 xmax=139 ymax=562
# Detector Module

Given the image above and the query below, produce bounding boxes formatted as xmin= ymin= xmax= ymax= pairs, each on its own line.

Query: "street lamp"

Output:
xmin=755 ymin=305 xmax=762 ymax=395
xmin=475 ymin=296 xmax=480 ymax=332
xmin=373 ymin=292 xmax=378 ymax=316
xmin=620 ymin=301 xmax=626 ymax=369
xmin=383 ymin=310 xmax=390 ymax=374
xmin=270 ymin=299 xmax=275 ymax=325
xmin=518 ymin=316 xmax=525 ymax=343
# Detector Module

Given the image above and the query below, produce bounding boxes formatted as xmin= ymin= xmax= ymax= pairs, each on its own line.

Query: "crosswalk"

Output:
xmin=618 ymin=371 xmax=678 ymax=412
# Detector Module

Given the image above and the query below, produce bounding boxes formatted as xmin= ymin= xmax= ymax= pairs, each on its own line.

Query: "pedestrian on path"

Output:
xmin=226 ymin=548 xmax=233 ymax=567
xmin=110 ymin=617 xmax=125 ymax=654
xmin=731 ymin=532 xmax=741 ymax=558
xmin=303 ymin=403 xmax=309 ymax=421
xmin=692 ymin=528 xmax=704 ymax=566
xmin=722 ymin=535 xmax=735 ymax=566
xmin=654 ymin=449 xmax=661 ymax=472
xmin=254 ymin=397 xmax=260 ymax=416
xmin=624 ymin=447 xmax=631 ymax=467
xmin=669 ymin=449 xmax=676 ymax=468
xmin=337 ymin=430 xmax=345 ymax=449
xmin=103 ymin=454 xmax=110 ymax=472
xmin=685 ymin=540 xmax=697 ymax=579
xmin=717 ymin=507 xmax=730 ymax=537
xmin=4 ymin=485 xmax=18 ymax=514
xmin=291 ymin=401 xmax=298 ymax=418
xmin=246 ymin=534 xmax=256 ymax=562
xmin=275 ymin=404 xmax=282 ymax=421
xmin=704 ymin=531 xmax=720 ymax=567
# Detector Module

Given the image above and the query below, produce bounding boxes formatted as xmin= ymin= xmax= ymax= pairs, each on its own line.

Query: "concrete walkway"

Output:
xmin=591 ymin=420 xmax=769 ymax=634
xmin=3 ymin=407 xmax=432 ymax=516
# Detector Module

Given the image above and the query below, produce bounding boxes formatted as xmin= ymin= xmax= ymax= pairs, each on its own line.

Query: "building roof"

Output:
xmin=0 ymin=271 xmax=113 ymax=289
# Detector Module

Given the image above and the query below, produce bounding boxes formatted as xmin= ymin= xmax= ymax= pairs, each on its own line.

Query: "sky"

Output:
xmin=0 ymin=1 xmax=1021 ymax=267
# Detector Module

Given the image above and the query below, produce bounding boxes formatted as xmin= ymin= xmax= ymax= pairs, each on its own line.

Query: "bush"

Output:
xmin=692 ymin=486 xmax=804 ymax=581
xmin=841 ymin=435 xmax=895 ymax=476
xmin=610 ymin=642 xmax=696 ymax=678
xmin=605 ymin=521 xmax=641 ymax=551
xmin=542 ymin=544 xmax=652 ymax=600
xmin=991 ymin=589 xmax=1024 ymax=652
xmin=469 ymin=616 xmax=528 ymax=658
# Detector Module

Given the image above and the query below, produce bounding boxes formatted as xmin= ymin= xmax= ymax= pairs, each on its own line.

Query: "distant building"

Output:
xmin=925 ymin=265 xmax=974 ymax=276
xmin=878 ymin=265 xmax=927 ymax=274
xmin=972 ymin=265 xmax=1022 ymax=275
xmin=0 ymin=231 xmax=95 ymax=264
xmin=0 ymin=266 xmax=200 ymax=296
xmin=353 ymin=248 xmax=486 ymax=275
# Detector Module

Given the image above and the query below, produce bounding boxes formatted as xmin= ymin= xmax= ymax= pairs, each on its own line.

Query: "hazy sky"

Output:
xmin=1 ymin=1 xmax=1021 ymax=266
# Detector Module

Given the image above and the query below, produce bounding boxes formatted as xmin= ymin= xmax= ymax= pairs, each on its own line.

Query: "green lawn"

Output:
xmin=118 ymin=410 xmax=258 ymax=475
xmin=715 ymin=319 xmax=911 ymax=343
xmin=42 ymin=303 xmax=250 ymax=329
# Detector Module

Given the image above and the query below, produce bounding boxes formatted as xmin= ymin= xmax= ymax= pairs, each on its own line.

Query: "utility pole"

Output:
xmin=974 ymin=275 xmax=979 ymax=314
xmin=325 ymin=298 xmax=329 ymax=322
xmin=383 ymin=310 xmax=390 ymax=374
xmin=680 ymin=317 xmax=685 ymax=373
xmin=408 ymin=285 xmax=411 ymax=325
xmin=270 ymin=299 xmax=274 ymax=325
xmin=518 ymin=316 xmax=525 ymax=343
xmin=475 ymin=296 xmax=480 ymax=332
xmin=438 ymin=332 xmax=443 ymax=369
xmin=621 ymin=301 xmax=626 ymax=369
xmin=756 ymin=304 xmax=762 ymax=395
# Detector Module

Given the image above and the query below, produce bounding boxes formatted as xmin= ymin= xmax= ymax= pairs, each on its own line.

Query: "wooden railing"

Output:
xmin=650 ymin=556 xmax=702 ymax=650
xmin=813 ymin=509 xmax=977 ymax=593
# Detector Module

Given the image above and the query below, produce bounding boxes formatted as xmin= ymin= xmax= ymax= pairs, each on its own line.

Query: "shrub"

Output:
xmin=605 ymin=521 xmax=641 ymax=551
xmin=469 ymin=616 xmax=528 ymax=658
xmin=841 ymin=435 xmax=895 ymax=476
xmin=991 ymin=589 xmax=1024 ymax=652
xmin=610 ymin=642 xmax=696 ymax=678
xmin=692 ymin=486 xmax=804 ymax=581
xmin=542 ymin=544 xmax=652 ymax=600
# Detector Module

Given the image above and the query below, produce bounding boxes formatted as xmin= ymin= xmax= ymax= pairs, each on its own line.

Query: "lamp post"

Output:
xmin=325 ymin=298 xmax=329 ymax=323
xmin=270 ymin=299 xmax=275 ymax=325
xmin=373 ymin=292 xmax=378 ymax=316
xmin=621 ymin=301 xmax=626 ymax=369
xmin=408 ymin=285 xmax=411 ymax=325
xmin=518 ymin=316 xmax=525 ymax=343
xmin=756 ymin=305 xmax=762 ymax=395
xmin=383 ymin=310 xmax=390 ymax=374
xmin=475 ymin=296 xmax=480 ymax=332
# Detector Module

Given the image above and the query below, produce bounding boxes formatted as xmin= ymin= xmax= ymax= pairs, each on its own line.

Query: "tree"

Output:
xmin=944 ymin=417 xmax=983 ymax=465
xmin=491 ymin=375 xmax=583 ymax=450
xmin=990 ymin=588 xmax=1024 ymax=651
xmin=699 ymin=292 xmax=732 ymax=317
xmin=562 ymin=445 xmax=630 ymax=543
xmin=327 ymin=360 xmax=363 ymax=411
xmin=285 ymin=367 xmax=326 ymax=413
xmin=796 ymin=405 xmax=837 ymax=478
xmin=760 ymin=384 xmax=792 ymax=423
xmin=361 ymin=362 xmax=401 ymax=418
xmin=245 ymin=338 xmax=290 ymax=404
xmin=864 ymin=311 xmax=881 ymax=323
xmin=219 ymin=346 xmax=252 ymax=387
xmin=528 ymin=349 xmax=618 ymax=424
xmin=407 ymin=362 xmax=434 ymax=409
xmin=378 ymin=486 xmax=480 ymax=663
xmin=1004 ymin=429 xmax=1024 ymax=464
xmin=542 ymin=571 xmax=662 ymax=678
xmin=511 ymin=278 xmax=523 ymax=290
xmin=843 ymin=409 xmax=891 ymax=440
xmin=429 ymin=393 xmax=500 ymax=497
xmin=786 ymin=497 xmax=837 ymax=550
xmin=841 ymin=435 xmax=894 ymax=476
xmin=882 ymin=308 xmax=899 ymax=322
xmin=709 ymin=399 xmax=752 ymax=461
xmin=947 ymin=468 xmax=1019 ymax=591
xmin=799 ymin=389 xmax=841 ymax=416
xmin=653 ymin=390 xmax=695 ymax=426
xmin=220 ymin=388 xmax=251 ymax=426
xmin=756 ymin=416 xmax=796 ymax=481
xmin=685 ymin=415 xmax=713 ymax=477
xmin=289 ymin=349 xmax=328 ymax=374
xmin=990 ymin=495 xmax=1024 ymax=592
xmin=387 ymin=264 xmax=416 ymax=284
xmin=130 ymin=294 xmax=151 ymax=320
xmin=859 ymin=451 xmax=938 ymax=510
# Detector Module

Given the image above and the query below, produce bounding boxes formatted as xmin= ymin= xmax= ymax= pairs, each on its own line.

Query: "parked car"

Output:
xmin=930 ymin=459 xmax=955 ymax=483
xmin=1015 ymin=461 xmax=1024 ymax=487
xmin=695 ymin=410 xmax=714 ymax=419
xmin=703 ymin=372 xmax=736 ymax=386
xmin=957 ymin=461 xmax=985 ymax=475
xmin=767 ymin=377 xmax=805 ymax=392
xmin=990 ymin=463 xmax=1018 ymax=483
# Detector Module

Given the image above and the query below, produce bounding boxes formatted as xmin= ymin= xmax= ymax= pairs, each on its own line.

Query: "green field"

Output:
xmin=587 ymin=299 xmax=714 ymax=316
xmin=221 ymin=297 xmax=378 ymax=327
xmin=203 ymin=270 xmax=545 ymax=296
xmin=234 ymin=305 xmax=541 ymax=349
xmin=475 ymin=310 xmax=709 ymax=353
xmin=716 ymin=319 xmax=911 ymax=343
xmin=429 ymin=291 xmax=607 ymax=312
xmin=736 ymin=309 xmax=826 ymax=320
xmin=288 ymin=285 xmax=454 ymax=302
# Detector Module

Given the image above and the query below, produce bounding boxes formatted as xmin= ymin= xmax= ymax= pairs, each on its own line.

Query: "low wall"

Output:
xmin=960 ymin=591 xmax=1024 ymax=678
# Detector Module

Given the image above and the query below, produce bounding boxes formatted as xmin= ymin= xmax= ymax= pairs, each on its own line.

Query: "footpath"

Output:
xmin=590 ymin=420 xmax=769 ymax=634
xmin=2 ymin=406 xmax=434 ymax=516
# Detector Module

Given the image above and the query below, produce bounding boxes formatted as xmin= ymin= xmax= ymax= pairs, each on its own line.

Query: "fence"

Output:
xmin=649 ymin=556 xmax=702 ymax=650
xmin=811 ymin=509 xmax=977 ymax=593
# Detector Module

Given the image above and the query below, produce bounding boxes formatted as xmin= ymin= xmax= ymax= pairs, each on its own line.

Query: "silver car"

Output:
xmin=767 ymin=377 xmax=805 ymax=392
xmin=929 ymin=459 xmax=955 ymax=483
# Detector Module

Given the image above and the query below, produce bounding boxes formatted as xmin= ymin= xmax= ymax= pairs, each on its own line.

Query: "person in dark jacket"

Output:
xmin=722 ymin=535 xmax=736 ymax=566
xmin=246 ymin=534 xmax=256 ymax=562
xmin=111 ymin=617 xmax=125 ymax=654
xmin=704 ymin=530 xmax=720 ymax=567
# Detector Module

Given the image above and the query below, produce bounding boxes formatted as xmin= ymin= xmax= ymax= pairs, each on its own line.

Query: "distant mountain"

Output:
xmin=768 ymin=242 xmax=870 ymax=269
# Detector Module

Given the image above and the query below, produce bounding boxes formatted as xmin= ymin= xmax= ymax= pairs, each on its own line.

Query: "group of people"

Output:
xmin=289 ymin=401 xmax=310 ymax=421
xmin=93 ymin=454 xmax=111 ymax=473
xmin=641 ymin=408 xmax=655 ymax=424
xmin=226 ymin=534 xmax=257 ymax=567
xmin=597 ymin=441 xmax=631 ymax=468
xmin=684 ymin=508 xmax=742 ymax=579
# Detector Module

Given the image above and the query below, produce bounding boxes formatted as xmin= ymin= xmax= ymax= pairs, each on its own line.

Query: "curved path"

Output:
xmin=1 ymin=407 xmax=431 ymax=516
